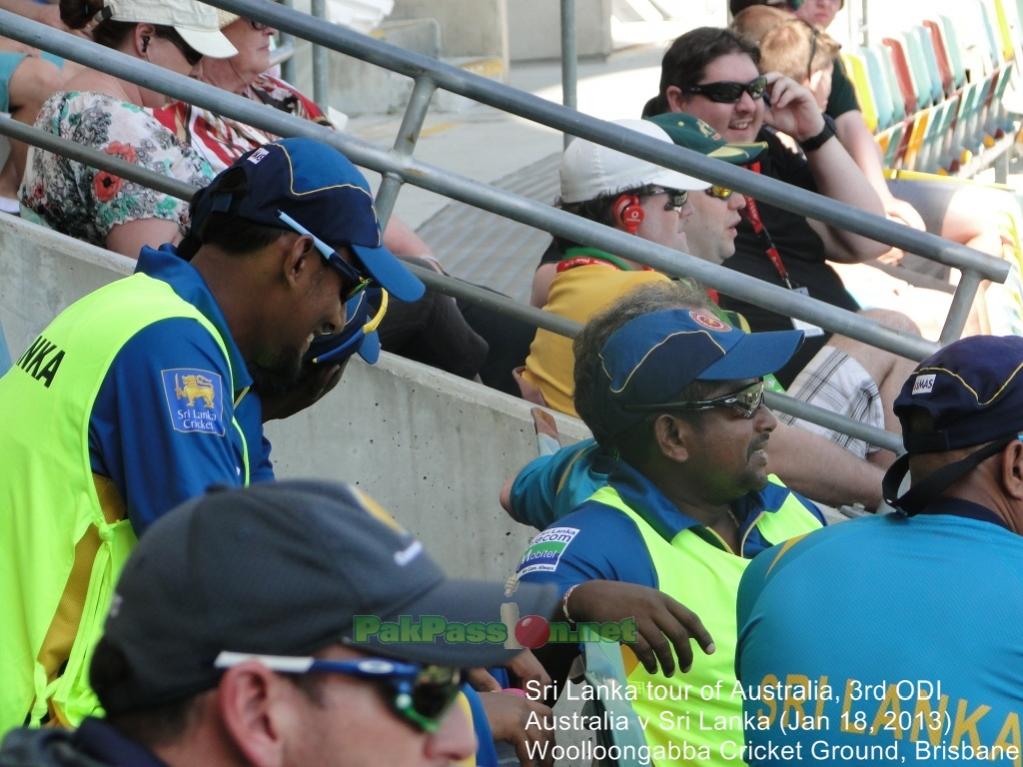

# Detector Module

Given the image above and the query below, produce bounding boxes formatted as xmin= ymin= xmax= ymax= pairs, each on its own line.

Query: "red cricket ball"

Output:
xmin=514 ymin=615 xmax=551 ymax=649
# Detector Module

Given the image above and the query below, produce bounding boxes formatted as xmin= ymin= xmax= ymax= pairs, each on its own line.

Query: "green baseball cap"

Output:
xmin=645 ymin=113 xmax=767 ymax=164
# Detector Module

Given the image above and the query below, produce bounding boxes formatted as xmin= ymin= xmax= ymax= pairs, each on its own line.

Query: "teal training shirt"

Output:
xmin=736 ymin=503 xmax=1023 ymax=766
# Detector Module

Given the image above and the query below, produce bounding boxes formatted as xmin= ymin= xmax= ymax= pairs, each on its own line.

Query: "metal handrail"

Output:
xmin=202 ymin=0 xmax=1009 ymax=345
xmin=199 ymin=0 xmax=1005 ymax=285
xmin=0 ymin=111 xmax=900 ymax=452
xmin=560 ymin=0 xmax=577 ymax=149
xmin=0 ymin=11 xmax=938 ymax=364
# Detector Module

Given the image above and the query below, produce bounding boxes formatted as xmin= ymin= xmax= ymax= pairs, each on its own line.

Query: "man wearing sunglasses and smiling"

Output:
xmin=513 ymin=284 xmax=824 ymax=766
xmin=0 ymin=137 xmax=425 ymax=730
xmin=643 ymin=27 xmax=922 ymax=471
xmin=0 ymin=480 xmax=560 ymax=767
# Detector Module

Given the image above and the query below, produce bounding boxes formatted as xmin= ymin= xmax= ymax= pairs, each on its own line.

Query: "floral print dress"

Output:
xmin=19 ymin=91 xmax=215 ymax=247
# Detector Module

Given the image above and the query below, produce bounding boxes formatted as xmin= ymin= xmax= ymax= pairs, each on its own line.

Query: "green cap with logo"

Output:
xmin=645 ymin=113 xmax=767 ymax=165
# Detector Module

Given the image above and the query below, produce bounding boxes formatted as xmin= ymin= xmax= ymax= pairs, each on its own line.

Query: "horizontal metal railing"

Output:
xmin=0 ymin=8 xmax=958 ymax=452
xmin=0 ymin=112 xmax=900 ymax=452
xmin=199 ymin=0 xmax=1009 ymax=345
xmin=0 ymin=12 xmax=938 ymax=359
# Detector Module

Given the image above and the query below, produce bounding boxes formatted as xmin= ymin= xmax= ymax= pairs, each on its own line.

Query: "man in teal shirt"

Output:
xmin=736 ymin=335 xmax=1023 ymax=766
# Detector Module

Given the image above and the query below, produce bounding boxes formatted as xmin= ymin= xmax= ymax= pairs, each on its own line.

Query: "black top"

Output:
xmin=720 ymin=129 xmax=860 ymax=386
xmin=826 ymin=59 xmax=861 ymax=120
xmin=0 ymin=719 xmax=167 ymax=767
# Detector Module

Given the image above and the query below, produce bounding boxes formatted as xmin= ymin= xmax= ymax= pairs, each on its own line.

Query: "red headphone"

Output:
xmin=612 ymin=194 xmax=645 ymax=234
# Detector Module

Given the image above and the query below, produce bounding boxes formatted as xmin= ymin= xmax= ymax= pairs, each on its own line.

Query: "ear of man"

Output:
xmin=998 ymin=440 xmax=1023 ymax=501
xmin=653 ymin=413 xmax=692 ymax=463
xmin=216 ymin=663 xmax=290 ymax=767
xmin=281 ymin=234 xmax=318 ymax=290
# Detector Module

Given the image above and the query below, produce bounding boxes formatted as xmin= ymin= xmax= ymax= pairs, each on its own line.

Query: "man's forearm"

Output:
xmin=834 ymin=111 xmax=891 ymax=201
xmin=769 ymin=420 xmax=883 ymax=510
xmin=806 ymin=129 xmax=888 ymax=261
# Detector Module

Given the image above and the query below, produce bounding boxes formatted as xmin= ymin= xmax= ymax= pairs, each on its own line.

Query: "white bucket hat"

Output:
xmin=560 ymin=119 xmax=710 ymax=204
xmin=103 ymin=0 xmax=238 ymax=58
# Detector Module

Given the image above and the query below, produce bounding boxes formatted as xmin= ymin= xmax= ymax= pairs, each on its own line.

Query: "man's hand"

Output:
xmin=479 ymin=690 xmax=556 ymax=767
xmin=259 ymin=361 xmax=345 ymax=422
xmin=466 ymin=667 xmax=502 ymax=693
xmin=506 ymin=649 xmax=552 ymax=690
xmin=883 ymin=196 xmax=926 ymax=232
xmin=762 ymin=71 xmax=826 ymax=142
xmin=566 ymin=580 xmax=715 ymax=676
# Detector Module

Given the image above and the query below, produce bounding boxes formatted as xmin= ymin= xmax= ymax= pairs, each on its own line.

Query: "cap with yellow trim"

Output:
xmin=594 ymin=308 xmax=802 ymax=437
xmin=894 ymin=336 xmax=1023 ymax=453
xmin=645 ymin=112 xmax=767 ymax=165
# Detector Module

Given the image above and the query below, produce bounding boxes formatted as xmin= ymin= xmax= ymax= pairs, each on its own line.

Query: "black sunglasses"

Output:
xmin=683 ymin=76 xmax=768 ymax=104
xmin=647 ymin=186 xmax=689 ymax=212
xmin=156 ymin=27 xmax=203 ymax=66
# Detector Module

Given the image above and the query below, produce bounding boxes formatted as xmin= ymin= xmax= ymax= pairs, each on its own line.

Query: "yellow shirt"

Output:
xmin=522 ymin=265 xmax=669 ymax=415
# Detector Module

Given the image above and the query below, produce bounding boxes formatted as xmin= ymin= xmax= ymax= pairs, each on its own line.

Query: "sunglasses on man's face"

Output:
xmin=648 ymin=186 xmax=689 ymax=212
xmin=683 ymin=76 xmax=768 ymax=104
xmin=624 ymin=379 xmax=766 ymax=419
xmin=704 ymin=185 xmax=735 ymax=201
xmin=214 ymin=652 xmax=463 ymax=733
xmin=277 ymin=210 xmax=373 ymax=301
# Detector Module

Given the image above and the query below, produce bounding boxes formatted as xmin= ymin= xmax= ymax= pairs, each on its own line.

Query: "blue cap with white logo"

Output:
xmin=595 ymin=307 xmax=803 ymax=436
xmin=894 ymin=335 xmax=1023 ymax=453
xmin=190 ymin=138 xmax=425 ymax=303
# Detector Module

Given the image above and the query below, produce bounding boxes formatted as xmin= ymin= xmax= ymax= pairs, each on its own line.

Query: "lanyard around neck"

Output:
xmin=742 ymin=162 xmax=794 ymax=290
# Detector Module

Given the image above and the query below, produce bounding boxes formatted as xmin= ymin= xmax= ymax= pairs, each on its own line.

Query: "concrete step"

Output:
xmin=290 ymin=18 xmax=506 ymax=115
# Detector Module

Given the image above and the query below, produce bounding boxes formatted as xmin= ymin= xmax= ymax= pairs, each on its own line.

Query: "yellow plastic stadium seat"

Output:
xmin=842 ymin=52 xmax=879 ymax=133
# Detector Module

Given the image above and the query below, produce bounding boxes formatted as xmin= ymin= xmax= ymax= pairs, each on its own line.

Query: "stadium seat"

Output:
xmin=911 ymin=26 xmax=945 ymax=105
xmin=923 ymin=20 xmax=955 ymax=96
xmin=862 ymin=46 xmax=896 ymax=130
xmin=882 ymin=38 xmax=922 ymax=117
xmin=841 ymin=51 xmax=879 ymax=132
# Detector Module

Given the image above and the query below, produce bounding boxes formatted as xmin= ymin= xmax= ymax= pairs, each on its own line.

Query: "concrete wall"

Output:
xmin=390 ymin=0 xmax=508 ymax=63
xmin=0 ymin=215 xmax=589 ymax=582
xmin=509 ymin=0 xmax=612 ymax=61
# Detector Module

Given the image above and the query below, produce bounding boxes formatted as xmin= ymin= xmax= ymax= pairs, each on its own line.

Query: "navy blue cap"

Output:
xmin=96 ymin=480 xmax=559 ymax=714
xmin=895 ymin=335 xmax=1023 ymax=453
xmin=305 ymin=287 xmax=385 ymax=366
xmin=190 ymin=138 xmax=425 ymax=303
xmin=596 ymin=308 xmax=803 ymax=435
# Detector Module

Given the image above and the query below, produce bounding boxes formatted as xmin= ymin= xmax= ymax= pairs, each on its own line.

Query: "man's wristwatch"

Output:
xmin=799 ymin=115 xmax=836 ymax=152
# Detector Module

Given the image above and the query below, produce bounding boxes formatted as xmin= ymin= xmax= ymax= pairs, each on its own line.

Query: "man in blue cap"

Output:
xmin=0 ymin=137 xmax=424 ymax=730
xmin=0 ymin=479 xmax=561 ymax=767
xmin=513 ymin=281 xmax=824 ymax=765
xmin=735 ymin=335 xmax=1023 ymax=766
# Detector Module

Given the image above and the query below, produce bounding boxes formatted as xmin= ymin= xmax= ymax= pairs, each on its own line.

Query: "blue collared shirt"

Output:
xmin=515 ymin=448 xmax=823 ymax=593
xmin=88 ymin=244 xmax=273 ymax=535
